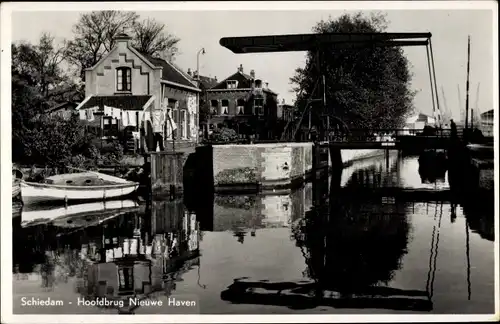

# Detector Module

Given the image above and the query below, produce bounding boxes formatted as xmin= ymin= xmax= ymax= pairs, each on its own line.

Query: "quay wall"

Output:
xmin=210 ymin=143 xmax=314 ymax=191
xmin=198 ymin=143 xmax=387 ymax=192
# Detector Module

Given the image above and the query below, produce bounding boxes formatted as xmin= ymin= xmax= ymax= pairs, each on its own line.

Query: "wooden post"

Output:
xmin=150 ymin=152 xmax=184 ymax=198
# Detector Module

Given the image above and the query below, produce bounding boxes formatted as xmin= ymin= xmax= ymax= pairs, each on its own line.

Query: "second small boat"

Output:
xmin=21 ymin=171 xmax=139 ymax=205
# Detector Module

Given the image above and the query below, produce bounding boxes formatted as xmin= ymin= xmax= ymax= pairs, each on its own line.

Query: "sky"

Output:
xmin=8 ymin=4 xmax=496 ymax=121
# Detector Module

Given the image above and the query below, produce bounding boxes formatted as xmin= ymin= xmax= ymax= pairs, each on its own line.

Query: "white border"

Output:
xmin=1 ymin=1 xmax=498 ymax=323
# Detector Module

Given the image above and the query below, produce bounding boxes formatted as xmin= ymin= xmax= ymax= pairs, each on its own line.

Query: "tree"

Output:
xmin=12 ymin=33 xmax=86 ymax=165
xmin=12 ymin=33 xmax=68 ymax=105
xmin=132 ymin=18 xmax=180 ymax=61
xmin=65 ymin=11 xmax=180 ymax=79
xmin=64 ymin=11 xmax=139 ymax=79
xmin=290 ymin=12 xmax=416 ymax=130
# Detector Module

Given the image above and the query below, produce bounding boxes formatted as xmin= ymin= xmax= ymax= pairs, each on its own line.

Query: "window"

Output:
xmin=102 ymin=116 xmax=119 ymax=137
xmin=116 ymin=67 xmax=131 ymax=92
xmin=254 ymin=79 xmax=262 ymax=88
xmin=226 ymin=80 xmax=238 ymax=89
xmin=210 ymin=100 xmax=218 ymax=115
xmin=254 ymin=98 xmax=264 ymax=116
xmin=237 ymin=99 xmax=245 ymax=115
xmin=221 ymin=100 xmax=229 ymax=115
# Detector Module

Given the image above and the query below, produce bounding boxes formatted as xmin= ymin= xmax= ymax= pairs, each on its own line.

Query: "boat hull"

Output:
xmin=21 ymin=181 xmax=139 ymax=205
xmin=12 ymin=182 xmax=21 ymax=198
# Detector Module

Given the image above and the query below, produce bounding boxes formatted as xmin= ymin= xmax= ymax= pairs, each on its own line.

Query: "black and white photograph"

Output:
xmin=1 ymin=1 xmax=498 ymax=322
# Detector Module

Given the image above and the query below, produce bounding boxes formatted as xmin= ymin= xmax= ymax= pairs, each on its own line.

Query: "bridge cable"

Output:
xmin=429 ymin=38 xmax=443 ymax=127
xmin=426 ymin=44 xmax=437 ymax=124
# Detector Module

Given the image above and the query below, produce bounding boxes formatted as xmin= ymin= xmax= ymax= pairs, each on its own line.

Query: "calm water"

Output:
xmin=11 ymin=154 xmax=495 ymax=314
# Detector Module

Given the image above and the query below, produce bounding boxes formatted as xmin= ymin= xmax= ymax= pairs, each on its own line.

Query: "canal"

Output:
xmin=11 ymin=154 xmax=495 ymax=314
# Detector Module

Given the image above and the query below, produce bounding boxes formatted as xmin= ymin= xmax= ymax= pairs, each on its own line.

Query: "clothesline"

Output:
xmin=78 ymin=105 xmax=179 ymax=134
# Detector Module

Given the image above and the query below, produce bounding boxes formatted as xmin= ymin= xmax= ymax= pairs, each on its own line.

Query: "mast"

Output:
xmin=441 ymin=86 xmax=450 ymax=125
xmin=465 ymin=36 xmax=471 ymax=133
xmin=473 ymin=83 xmax=480 ymax=128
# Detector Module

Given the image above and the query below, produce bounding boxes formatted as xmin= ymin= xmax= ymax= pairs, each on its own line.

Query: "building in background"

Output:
xmin=204 ymin=64 xmax=281 ymax=140
xmin=479 ymin=109 xmax=494 ymax=137
xmin=186 ymin=69 xmax=219 ymax=138
xmin=45 ymin=101 xmax=80 ymax=120
xmin=404 ymin=112 xmax=436 ymax=130
xmin=76 ymin=33 xmax=201 ymax=153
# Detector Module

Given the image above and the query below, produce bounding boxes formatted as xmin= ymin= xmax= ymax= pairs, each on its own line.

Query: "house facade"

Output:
xmin=479 ymin=109 xmax=494 ymax=137
xmin=277 ymin=99 xmax=295 ymax=123
xmin=76 ymin=33 xmax=201 ymax=153
xmin=204 ymin=64 xmax=281 ymax=140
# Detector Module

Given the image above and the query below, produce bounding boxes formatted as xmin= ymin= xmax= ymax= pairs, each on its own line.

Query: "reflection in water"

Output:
xmin=195 ymin=185 xmax=313 ymax=242
xmin=13 ymin=200 xmax=201 ymax=314
xmin=219 ymin=155 xmax=494 ymax=313
xmin=418 ymin=151 xmax=448 ymax=185
xmin=12 ymin=154 xmax=495 ymax=314
xmin=221 ymin=161 xmax=428 ymax=311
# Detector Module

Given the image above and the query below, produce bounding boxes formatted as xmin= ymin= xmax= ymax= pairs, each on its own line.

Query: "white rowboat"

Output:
xmin=21 ymin=171 xmax=139 ymax=205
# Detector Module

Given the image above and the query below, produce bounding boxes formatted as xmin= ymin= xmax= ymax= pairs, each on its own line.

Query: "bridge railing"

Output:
xmin=326 ymin=128 xmax=457 ymax=143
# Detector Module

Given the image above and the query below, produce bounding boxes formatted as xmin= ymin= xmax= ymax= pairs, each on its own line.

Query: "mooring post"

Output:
xmin=150 ymin=151 xmax=185 ymax=198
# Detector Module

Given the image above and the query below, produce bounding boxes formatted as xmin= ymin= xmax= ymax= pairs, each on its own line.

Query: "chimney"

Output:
xmin=282 ymin=99 xmax=285 ymax=104
xmin=214 ymin=76 xmax=217 ymax=81
xmin=265 ymin=82 xmax=269 ymax=88
xmin=250 ymin=69 xmax=255 ymax=79
xmin=187 ymin=68 xmax=192 ymax=77
xmin=193 ymin=71 xmax=199 ymax=79
xmin=115 ymin=33 xmax=132 ymax=50
xmin=238 ymin=64 xmax=243 ymax=73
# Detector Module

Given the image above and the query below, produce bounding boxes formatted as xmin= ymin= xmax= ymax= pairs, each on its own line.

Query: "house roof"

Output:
xmin=211 ymin=71 xmax=254 ymax=90
xmin=141 ymin=53 xmax=199 ymax=90
xmin=198 ymin=75 xmax=219 ymax=89
xmin=210 ymin=69 xmax=278 ymax=95
xmin=46 ymin=101 xmax=79 ymax=113
xmin=480 ymin=109 xmax=494 ymax=117
xmin=77 ymin=95 xmax=153 ymax=111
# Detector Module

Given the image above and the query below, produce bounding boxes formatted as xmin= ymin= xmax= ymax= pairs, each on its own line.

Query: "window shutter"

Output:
xmin=187 ymin=111 xmax=191 ymax=139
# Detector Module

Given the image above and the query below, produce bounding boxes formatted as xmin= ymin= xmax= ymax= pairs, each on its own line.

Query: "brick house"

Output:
xmin=75 ymin=33 xmax=201 ymax=153
xmin=204 ymin=64 xmax=281 ymax=140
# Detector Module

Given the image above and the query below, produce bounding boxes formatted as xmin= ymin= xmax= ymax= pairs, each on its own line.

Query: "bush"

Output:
xmin=209 ymin=127 xmax=239 ymax=143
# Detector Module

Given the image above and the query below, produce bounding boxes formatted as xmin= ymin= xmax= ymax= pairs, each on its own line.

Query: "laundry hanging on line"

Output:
xmin=83 ymin=107 xmax=98 ymax=122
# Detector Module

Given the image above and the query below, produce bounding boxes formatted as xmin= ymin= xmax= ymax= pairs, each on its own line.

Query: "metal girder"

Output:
xmin=220 ymin=32 xmax=431 ymax=54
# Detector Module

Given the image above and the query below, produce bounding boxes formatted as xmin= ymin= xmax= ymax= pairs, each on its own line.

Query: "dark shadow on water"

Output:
xmin=220 ymin=159 xmax=428 ymax=311
xmin=418 ymin=151 xmax=448 ymax=184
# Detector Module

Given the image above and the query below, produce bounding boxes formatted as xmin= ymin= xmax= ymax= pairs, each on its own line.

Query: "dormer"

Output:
xmin=254 ymin=79 xmax=263 ymax=88
xmin=226 ymin=80 xmax=238 ymax=89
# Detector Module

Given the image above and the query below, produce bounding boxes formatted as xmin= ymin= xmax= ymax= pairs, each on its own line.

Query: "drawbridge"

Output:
xmin=219 ymin=32 xmax=443 ymax=142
